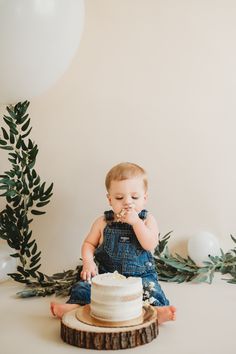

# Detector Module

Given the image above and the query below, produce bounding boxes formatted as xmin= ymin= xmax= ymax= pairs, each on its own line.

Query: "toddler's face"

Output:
xmin=107 ymin=177 xmax=147 ymax=214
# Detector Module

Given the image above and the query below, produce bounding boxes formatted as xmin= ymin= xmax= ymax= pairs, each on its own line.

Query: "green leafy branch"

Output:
xmin=0 ymin=102 xmax=83 ymax=298
xmin=16 ymin=266 xmax=82 ymax=298
xmin=0 ymin=102 xmax=53 ymax=282
xmin=154 ymin=232 xmax=236 ymax=284
xmin=0 ymin=101 xmax=82 ymax=297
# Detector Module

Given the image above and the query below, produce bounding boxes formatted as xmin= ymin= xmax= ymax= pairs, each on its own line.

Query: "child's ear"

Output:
xmin=144 ymin=193 xmax=148 ymax=203
xmin=107 ymin=193 xmax=112 ymax=205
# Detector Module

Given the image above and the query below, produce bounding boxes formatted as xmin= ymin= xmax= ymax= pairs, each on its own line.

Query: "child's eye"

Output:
xmin=132 ymin=196 xmax=139 ymax=200
xmin=115 ymin=197 xmax=123 ymax=200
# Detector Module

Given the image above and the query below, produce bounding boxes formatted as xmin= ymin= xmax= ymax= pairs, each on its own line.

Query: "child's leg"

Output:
xmin=50 ymin=302 xmax=79 ymax=319
xmin=155 ymin=305 xmax=176 ymax=324
xmin=142 ymin=273 xmax=176 ymax=324
xmin=50 ymin=280 xmax=91 ymax=319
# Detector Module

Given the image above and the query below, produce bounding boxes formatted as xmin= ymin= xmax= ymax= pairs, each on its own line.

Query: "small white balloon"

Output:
xmin=0 ymin=0 xmax=85 ymax=104
xmin=0 ymin=242 xmax=17 ymax=282
xmin=187 ymin=231 xmax=221 ymax=266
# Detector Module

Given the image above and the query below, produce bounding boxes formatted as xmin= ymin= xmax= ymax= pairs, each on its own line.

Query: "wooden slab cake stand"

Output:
xmin=61 ymin=304 xmax=159 ymax=350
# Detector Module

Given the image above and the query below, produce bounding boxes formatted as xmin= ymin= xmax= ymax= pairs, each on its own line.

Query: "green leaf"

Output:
xmin=10 ymin=126 xmax=19 ymax=135
xmin=9 ymin=273 xmax=25 ymax=281
xmin=16 ymin=289 xmax=39 ymax=297
xmin=29 ymin=145 xmax=38 ymax=160
xmin=17 ymin=266 xmax=29 ymax=277
xmin=192 ymin=273 xmax=209 ymax=283
xmin=20 ymin=113 xmax=29 ymax=124
xmin=23 ymin=231 xmax=33 ymax=245
xmin=1 ymin=127 xmax=9 ymax=140
xmin=0 ymin=178 xmax=15 ymax=186
xmin=22 ymin=127 xmax=32 ymax=139
xmin=36 ymin=200 xmax=50 ymax=208
xmin=31 ymin=210 xmax=46 ymax=215
xmin=39 ymin=182 xmax=46 ymax=196
xmin=44 ymin=182 xmax=53 ymax=196
xmin=27 ymin=196 xmax=33 ymax=208
xmin=9 ymin=152 xmax=17 ymax=159
xmin=15 ymin=181 xmax=22 ymax=191
xmin=6 ymin=190 xmax=18 ymax=197
xmin=10 ymin=253 xmax=21 ymax=258
xmin=9 ymin=133 xmax=15 ymax=144
xmin=0 ymin=139 xmax=7 ymax=145
xmin=39 ymin=192 xmax=53 ymax=201
xmin=28 ymin=160 xmax=36 ymax=170
xmin=3 ymin=115 xmax=12 ymax=123
xmin=4 ymin=171 xmax=15 ymax=177
xmin=28 ymin=264 xmax=41 ymax=276
xmin=33 ymin=175 xmax=40 ymax=186
xmin=30 ymin=251 xmax=41 ymax=265
xmin=37 ymin=272 xmax=45 ymax=282
xmin=32 ymin=242 xmax=37 ymax=255
xmin=32 ymin=169 xmax=37 ymax=179
xmin=208 ymin=269 xmax=215 ymax=284
xmin=6 ymin=106 xmax=16 ymax=119
xmin=18 ymin=101 xmax=30 ymax=117
xmin=21 ymin=139 xmax=28 ymax=151
xmin=16 ymin=136 xmax=22 ymax=149
xmin=158 ymin=256 xmax=196 ymax=272
xmin=3 ymin=117 xmax=18 ymax=134
xmin=0 ymin=145 xmax=14 ymax=151
xmin=28 ymin=139 xmax=33 ymax=149
xmin=21 ymin=118 xmax=30 ymax=131
xmin=230 ymin=235 xmax=236 ymax=244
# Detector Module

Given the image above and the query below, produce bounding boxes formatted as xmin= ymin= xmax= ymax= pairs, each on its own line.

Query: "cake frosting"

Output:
xmin=90 ymin=272 xmax=143 ymax=322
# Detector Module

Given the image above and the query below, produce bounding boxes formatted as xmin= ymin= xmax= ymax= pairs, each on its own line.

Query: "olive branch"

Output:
xmin=0 ymin=101 xmax=81 ymax=297
xmin=154 ymin=231 xmax=236 ymax=284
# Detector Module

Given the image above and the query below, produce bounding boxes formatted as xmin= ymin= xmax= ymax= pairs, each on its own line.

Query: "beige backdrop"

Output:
xmin=0 ymin=0 xmax=235 ymax=274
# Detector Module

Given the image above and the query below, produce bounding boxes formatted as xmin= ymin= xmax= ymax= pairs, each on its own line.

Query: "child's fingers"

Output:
xmin=91 ymin=268 xmax=98 ymax=277
xmin=81 ymin=270 xmax=91 ymax=281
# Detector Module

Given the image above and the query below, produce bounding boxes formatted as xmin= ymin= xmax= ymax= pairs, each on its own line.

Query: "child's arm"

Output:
xmin=121 ymin=209 xmax=159 ymax=251
xmin=132 ymin=213 xmax=159 ymax=250
xmin=80 ymin=216 xmax=105 ymax=281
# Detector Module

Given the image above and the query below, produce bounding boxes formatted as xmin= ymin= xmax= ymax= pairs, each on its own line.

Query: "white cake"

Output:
xmin=90 ymin=272 xmax=143 ymax=322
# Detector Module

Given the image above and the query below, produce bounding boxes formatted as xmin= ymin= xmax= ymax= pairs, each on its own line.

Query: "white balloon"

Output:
xmin=187 ymin=231 xmax=221 ymax=266
xmin=0 ymin=242 xmax=17 ymax=282
xmin=0 ymin=0 xmax=85 ymax=104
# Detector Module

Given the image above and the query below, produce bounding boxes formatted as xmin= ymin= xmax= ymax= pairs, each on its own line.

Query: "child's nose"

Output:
xmin=123 ymin=198 xmax=133 ymax=207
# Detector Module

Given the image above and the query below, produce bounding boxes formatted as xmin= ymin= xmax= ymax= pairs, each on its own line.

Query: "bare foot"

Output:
xmin=50 ymin=302 xmax=79 ymax=319
xmin=156 ymin=305 xmax=176 ymax=324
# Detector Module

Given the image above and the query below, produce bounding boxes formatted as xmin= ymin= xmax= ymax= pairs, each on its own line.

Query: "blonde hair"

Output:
xmin=105 ymin=162 xmax=148 ymax=191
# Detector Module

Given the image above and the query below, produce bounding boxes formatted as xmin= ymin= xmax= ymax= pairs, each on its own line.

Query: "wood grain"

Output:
xmin=61 ymin=305 xmax=159 ymax=350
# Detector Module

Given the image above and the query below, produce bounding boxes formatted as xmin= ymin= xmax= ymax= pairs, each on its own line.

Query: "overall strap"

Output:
xmin=138 ymin=209 xmax=148 ymax=220
xmin=104 ymin=210 xmax=114 ymax=222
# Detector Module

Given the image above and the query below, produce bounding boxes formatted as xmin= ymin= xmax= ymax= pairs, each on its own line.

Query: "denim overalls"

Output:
xmin=67 ymin=210 xmax=169 ymax=306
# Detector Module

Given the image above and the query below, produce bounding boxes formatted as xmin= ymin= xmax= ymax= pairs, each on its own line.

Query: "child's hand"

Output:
xmin=80 ymin=260 xmax=98 ymax=282
xmin=117 ymin=205 xmax=139 ymax=226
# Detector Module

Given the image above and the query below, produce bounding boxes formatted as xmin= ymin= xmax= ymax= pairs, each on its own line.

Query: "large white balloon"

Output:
xmin=187 ymin=231 xmax=221 ymax=266
xmin=0 ymin=0 xmax=85 ymax=104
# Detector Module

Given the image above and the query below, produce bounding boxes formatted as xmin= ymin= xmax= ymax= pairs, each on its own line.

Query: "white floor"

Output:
xmin=0 ymin=275 xmax=235 ymax=354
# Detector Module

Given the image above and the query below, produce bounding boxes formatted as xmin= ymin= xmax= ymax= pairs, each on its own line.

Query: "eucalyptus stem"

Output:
xmin=154 ymin=233 xmax=236 ymax=284
xmin=0 ymin=101 xmax=53 ymax=283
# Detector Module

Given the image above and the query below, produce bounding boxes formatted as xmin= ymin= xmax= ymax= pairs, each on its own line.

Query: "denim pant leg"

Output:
xmin=66 ymin=280 xmax=91 ymax=305
xmin=142 ymin=273 xmax=170 ymax=306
